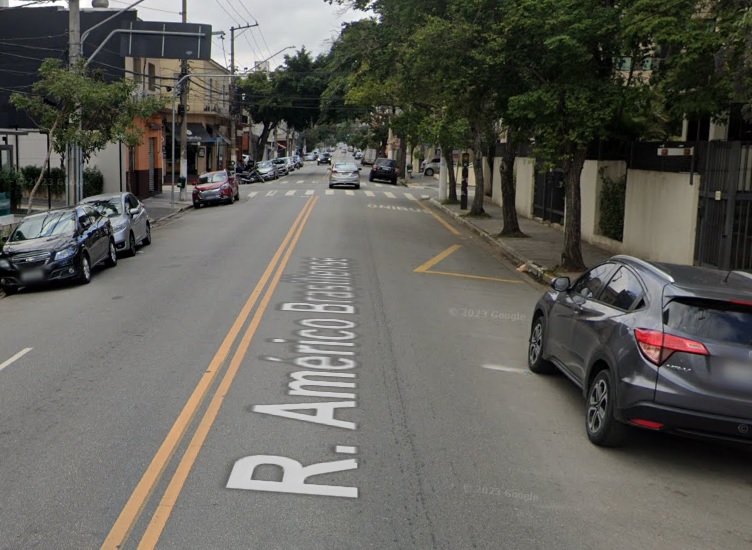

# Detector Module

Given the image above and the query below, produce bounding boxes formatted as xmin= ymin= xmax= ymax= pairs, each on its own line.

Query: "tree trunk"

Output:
xmin=26 ymin=120 xmax=58 ymax=215
xmin=485 ymin=142 xmax=495 ymax=198
xmin=468 ymin=141 xmax=485 ymax=216
xmin=561 ymin=146 xmax=587 ymax=271
xmin=499 ymin=138 xmax=525 ymax=237
xmin=254 ymin=122 xmax=275 ymax=162
xmin=443 ymin=148 xmax=458 ymax=203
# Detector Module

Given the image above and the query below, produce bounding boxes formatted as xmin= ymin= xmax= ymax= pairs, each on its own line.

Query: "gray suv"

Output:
xmin=529 ymin=255 xmax=752 ymax=447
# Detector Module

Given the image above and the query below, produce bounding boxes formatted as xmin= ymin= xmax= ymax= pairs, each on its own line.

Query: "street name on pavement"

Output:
xmin=367 ymin=203 xmax=428 ymax=213
xmin=227 ymin=257 xmax=361 ymax=499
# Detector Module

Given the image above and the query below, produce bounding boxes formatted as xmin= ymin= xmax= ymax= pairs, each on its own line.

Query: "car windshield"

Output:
xmin=334 ymin=163 xmax=358 ymax=171
xmin=258 ymin=161 xmax=272 ymax=168
xmin=10 ymin=211 xmax=76 ymax=241
xmin=86 ymin=198 xmax=122 ymax=218
xmin=664 ymin=298 xmax=752 ymax=346
xmin=273 ymin=159 xmax=285 ymax=164
xmin=199 ymin=173 xmax=226 ymax=183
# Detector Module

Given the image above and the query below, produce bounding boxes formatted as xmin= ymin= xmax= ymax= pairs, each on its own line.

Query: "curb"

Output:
xmin=428 ymin=198 xmax=556 ymax=285
xmin=150 ymin=204 xmax=194 ymax=227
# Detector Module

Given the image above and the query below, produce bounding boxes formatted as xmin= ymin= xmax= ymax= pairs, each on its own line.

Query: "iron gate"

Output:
xmin=695 ymin=141 xmax=752 ymax=271
xmin=533 ymin=168 xmax=565 ymax=224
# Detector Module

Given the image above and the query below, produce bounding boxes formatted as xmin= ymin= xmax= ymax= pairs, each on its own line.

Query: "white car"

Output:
xmin=81 ymin=192 xmax=151 ymax=257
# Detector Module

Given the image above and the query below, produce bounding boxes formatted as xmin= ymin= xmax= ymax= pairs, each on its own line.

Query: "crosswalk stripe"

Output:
xmin=286 ymin=190 xmax=297 ymax=196
xmin=345 ymin=190 xmax=355 ymax=196
xmin=384 ymin=191 xmax=396 ymax=199
xmin=247 ymin=191 xmax=259 ymax=198
xmin=305 ymin=190 xmax=314 ymax=196
xmin=266 ymin=190 xmax=277 ymax=197
xmin=404 ymin=193 xmax=416 ymax=200
xmin=325 ymin=190 xmax=334 ymax=195
xmin=375 ymin=183 xmax=385 ymax=188
xmin=364 ymin=190 xmax=375 ymax=197
xmin=296 ymin=180 xmax=304 ymax=184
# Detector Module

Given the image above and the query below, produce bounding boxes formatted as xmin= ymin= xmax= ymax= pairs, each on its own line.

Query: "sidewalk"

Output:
xmin=141 ymin=185 xmax=193 ymax=224
xmin=426 ymin=190 xmax=613 ymax=284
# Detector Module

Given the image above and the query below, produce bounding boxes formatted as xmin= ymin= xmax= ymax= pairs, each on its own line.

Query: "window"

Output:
xmin=78 ymin=208 xmax=93 ymax=230
xmin=571 ymin=263 xmax=616 ymax=299
xmin=127 ymin=194 xmax=140 ymax=209
xmin=664 ymin=299 xmax=752 ymax=346
xmin=599 ymin=267 xmax=645 ymax=310
xmin=148 ymin=63 xmax=156 ymax=91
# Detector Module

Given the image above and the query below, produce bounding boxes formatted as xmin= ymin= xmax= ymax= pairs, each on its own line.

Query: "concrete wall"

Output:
xmin=515 ymin=157 xmax=535 ymax=218
xmin=89 ymin=142 xmax=126 ymax=194
xmin=581 ymin=160 xmax=627 ymax=253
xmin=622 ymin=169 xmax=699 ymax=264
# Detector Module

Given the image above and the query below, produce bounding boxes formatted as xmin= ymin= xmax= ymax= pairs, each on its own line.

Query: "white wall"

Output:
xmin=16 ymin=131 xmax=62 ymax=169
xmin=622 ymin=169 xmax=700 ymax=264
xmin=491 ymin=157 xmax=503 ymax=205
xmin=581 ymin=160 xmax=627 ymax=253
xmin=514 ymin=157 xmax=535 ymax=218
xmin=89 ymin=142 xmax=126 ymax=194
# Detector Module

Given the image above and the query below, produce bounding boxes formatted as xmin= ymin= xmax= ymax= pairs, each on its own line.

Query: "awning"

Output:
xmin=205 ymin=124 xmax=231 ymax=145
xmin=186 ymin=123 xmax=212 ymax=143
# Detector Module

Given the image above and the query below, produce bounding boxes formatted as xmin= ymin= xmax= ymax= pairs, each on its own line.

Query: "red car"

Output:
xmin=192 ymin=170 xmax=239 ymax=208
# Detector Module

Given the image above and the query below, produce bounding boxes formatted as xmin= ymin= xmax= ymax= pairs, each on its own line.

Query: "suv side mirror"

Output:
xmin=551 ymin=277 xmax=570 ymax=292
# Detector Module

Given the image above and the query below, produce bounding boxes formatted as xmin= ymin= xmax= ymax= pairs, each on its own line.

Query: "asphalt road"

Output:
xmin=1 ymin=155 xmax=750 ymax=550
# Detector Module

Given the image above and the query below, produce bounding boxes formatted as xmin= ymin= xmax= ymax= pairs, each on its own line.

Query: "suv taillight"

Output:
xmin=634 ymin=328 xmax=708 ymax=365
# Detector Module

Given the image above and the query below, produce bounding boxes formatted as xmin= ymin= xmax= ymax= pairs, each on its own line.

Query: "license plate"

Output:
xmin=20 ymin=269 xmax=45 ymax=283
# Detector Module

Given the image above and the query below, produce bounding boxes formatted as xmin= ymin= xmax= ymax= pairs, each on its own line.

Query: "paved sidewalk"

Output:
xmin=427 ymin=191 xmax=612 ymax=284
xmin=141 ymin=184 xmax=193 ymax=223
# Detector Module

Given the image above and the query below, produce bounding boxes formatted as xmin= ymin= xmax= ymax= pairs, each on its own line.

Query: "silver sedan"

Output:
xmin=328 ymin=162 xmax=361 ymax=189
xmin=80 ymin=192 xmax=151 ymax=257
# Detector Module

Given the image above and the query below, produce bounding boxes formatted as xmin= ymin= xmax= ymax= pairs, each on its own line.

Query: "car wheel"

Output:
xmin=194 ymin=201 xmax=201 ymax=209
xmin=105 ymin=239 xmax=118 ymax=267
xmin=126 ymin=232 xmax=137 ymax=257
xmin=585 ymin=369 xmax=627 ymax=447
xmin=368 ymin=174 xmax=374 ymax=182
xmin=2 ymin=285 xmax=17 ymax=296
xmin=329 ymin=184 xmax=333 ymax=189
xmin=391 ymin=178 xmax=397 ymax=185
xmin=78 ymin=253 xmax=92 ymax=285
xmin=234 ymin=190 xmax=240 ymax=201
xmin=355 ymin=184 xmax=360 ymax=189
xmin=142 ymin=223 xmax=152 ymax=246
xmin=425 ymin=168 xmax=434 ymax=176
xmin=528 ymin=315 xmax=556 ymax=374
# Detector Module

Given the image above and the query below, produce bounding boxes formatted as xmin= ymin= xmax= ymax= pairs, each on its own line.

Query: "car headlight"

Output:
xmin=55 ymin=246 xmax=77 ymax=261
xmin=0 ymin=258 xmax=10 ymax=269
xmin=112 ymin=221 xmax=127 ymax=233
xmin=221 ymin=183 xmax=231 ymax=190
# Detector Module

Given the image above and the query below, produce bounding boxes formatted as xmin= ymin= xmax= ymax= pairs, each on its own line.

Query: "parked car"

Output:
xmin=354 ymin=151 xmax=363 ymax=160
xmin=420 ymin=157 xmax=441 ymax=176
xmin=81 ymin=192 xmax=151 ymax=257
xmin=272 ymin=158 xmax=289 ymax=176
xmin=192 ymin=169 xmax=239 ymax=208
xmin=0 ymin=206 xmax=117 ymax=294
xmin=255 ymin=160 xmax=278 ymax=180
xmin=528 ymin=255 xmax=752 ymax=447
xmin=360 ymin=148 xmax=378 ymax=166
xmin=369 ymin=158 xmax=400 ymax=184
xmin=285 ymin=156 xmax=297 ymax=172
xmin=328 ymin=162 xmax=361 ymax=189
xmin=317 ymin=152 xmax=332 ymax=165
xmin=304 ymin=153 xmax=316 ymax=162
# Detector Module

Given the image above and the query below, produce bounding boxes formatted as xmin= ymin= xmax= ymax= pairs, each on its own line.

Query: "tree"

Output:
xmin=501 ymin=0 xmax=625 ymax=270
xmin=10 ymin=59 xmax=163 ymax=213
xmin=237 ymin=71 xmax=283 ymax=161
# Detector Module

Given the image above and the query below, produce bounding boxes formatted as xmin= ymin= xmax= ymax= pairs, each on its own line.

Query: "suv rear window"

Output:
xmin=376 ymin=159 xmax=396 ymax=167
xmin=663 ymin=298 xmax=752 ymax=345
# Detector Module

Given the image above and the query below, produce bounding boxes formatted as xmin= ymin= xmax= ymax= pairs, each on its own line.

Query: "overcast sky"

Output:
xmin=9 ymin=0 xmax=371 ymax=71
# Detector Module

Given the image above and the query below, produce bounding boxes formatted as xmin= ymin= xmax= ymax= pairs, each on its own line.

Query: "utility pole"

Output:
xmin=67 ymin=0 xmax=82 ymax=206
xmin=229 ymin=23 xmax=257 ymax=169
xmin=179 ymin=0 xmax=189 ymax=201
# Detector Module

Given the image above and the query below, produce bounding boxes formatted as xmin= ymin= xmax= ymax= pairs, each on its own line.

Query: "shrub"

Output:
xmin=20 ymin=165 xmax=66 ymax=198
xmin=599 ymin=173 xmax=626 ymax=241
xmin=0 ymin=169 xmax=23 ymax=211
xmin=20 ymin=165 xmax=42 ymax=192
xmin=83 ymin=166 xmax=104 ymax=198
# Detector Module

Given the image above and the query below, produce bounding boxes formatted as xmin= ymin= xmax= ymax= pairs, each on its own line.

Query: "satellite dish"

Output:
xmin=92 ymin=0 xmax=110 ymax=7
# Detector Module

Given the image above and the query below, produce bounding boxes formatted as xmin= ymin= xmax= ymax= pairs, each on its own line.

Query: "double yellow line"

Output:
xmin=102 ymin=196 xmax=319 ymax=550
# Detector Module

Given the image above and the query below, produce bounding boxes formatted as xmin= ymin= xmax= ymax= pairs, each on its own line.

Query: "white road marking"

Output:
xmin=421 ymin=195 xmax=430 ymax=200
xmin=364 ymin=191 xmax=375 ymax=197
xmin=266 ymin=190 xmax=277 ymax=197
xmin=325 ymin=190 xmax=334 ymax=195
xmin=404 ymin=193 xmax=416 ymax=201
xmin=375 ymin=183 xmax=385 ymax=188
xmin=286 ymin=190 xmax=297 ymax=196
xmin=0 ymin=348 xmax=32 ymax=373
xmin=481 ymin=364 xmax=532 ymax=375
xmin=247 ymin=191 xmax=259 ymax=198
xmin=384 ymin=191 xmax=396 ymax=199
xmin=336 ymin=446 xmax=358 ymax=454
xmin=345 ymin=190 xmax=355 ymax=196
xmin=305 ymin=190 xmax=314 ymax=196
xmin=296 ymin=180 xmax=304 ymax=184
